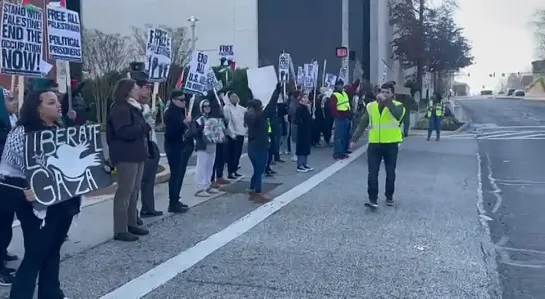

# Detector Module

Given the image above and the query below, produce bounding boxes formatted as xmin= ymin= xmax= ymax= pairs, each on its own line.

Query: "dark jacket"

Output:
xmin=245 ymin=109 xmax=269 ymax=150
xmin=163 ymin=104 xmax=193 ymax=147
xmin=265 ymin=88 xmax=281 ymax=135
xmin=106 ymin=101 xmax=152 ymax=165
xmin=294 ymin=104 xmax=312 ymax=156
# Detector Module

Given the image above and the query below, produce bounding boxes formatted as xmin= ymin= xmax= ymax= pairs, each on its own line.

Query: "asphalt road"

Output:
xmin=458 ymin=97 xmax=545 ymax=298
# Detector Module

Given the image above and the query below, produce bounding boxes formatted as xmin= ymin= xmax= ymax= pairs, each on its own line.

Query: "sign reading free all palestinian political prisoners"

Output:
xmin=184 ymin=51 xmax=210 ymax=95
xmin=145 ymin=28 xmax=172 ymax=82
xmin=0 ymin=2 xmax=43 ymax=77
xmin=24 ymin=124 xmax=112 ymax=209
xmin=46 ymin=6 xmax=82 ymax=63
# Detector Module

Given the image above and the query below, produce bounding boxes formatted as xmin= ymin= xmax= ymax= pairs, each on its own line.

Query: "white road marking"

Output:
xmin=99 ymin=144 xmax=369 ymax=299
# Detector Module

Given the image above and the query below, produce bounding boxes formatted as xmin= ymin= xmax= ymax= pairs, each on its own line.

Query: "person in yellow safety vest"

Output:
xmin=349 ymin=82 xmax=406 ymax=209
xmin=329 ymin=79 xmax=352 ymax=160
xmin=427 ymin=92 xmax=444 ymax=141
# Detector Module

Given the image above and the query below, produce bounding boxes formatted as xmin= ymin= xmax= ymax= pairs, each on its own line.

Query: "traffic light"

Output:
xmin=502 ymin=73 xmax=505 ymax=77
xmin=493 ymin=72 xmax=496 ymax=78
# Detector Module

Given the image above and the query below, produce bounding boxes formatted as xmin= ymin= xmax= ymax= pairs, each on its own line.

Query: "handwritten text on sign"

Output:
xmin=46 ymin=7 xmax=82 ymax=62
xmin=145 ymin=28 xmax=172 ymax=81
xmin=1 ymin=3 xmax=43 ymax=76
xmin=24 ymin=125 xmax=111 ymax=208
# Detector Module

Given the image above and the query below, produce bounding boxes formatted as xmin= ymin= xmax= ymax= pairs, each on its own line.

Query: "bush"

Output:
xmin=415 ymin=116 xmax=463 ymax=131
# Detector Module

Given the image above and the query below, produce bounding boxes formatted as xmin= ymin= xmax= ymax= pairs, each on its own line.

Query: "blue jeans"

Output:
xmin=428 ymin=115 xmax=442 ymax=139
xmin=297 ymin=155 xmax=308 ymax=167
xmin=333 ymin=117 xmax=350 ymax=158
xmin=248 ymin=146 xmax=268 ymax=193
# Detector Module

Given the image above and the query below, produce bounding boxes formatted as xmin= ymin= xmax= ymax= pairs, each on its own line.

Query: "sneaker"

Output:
xmin=291 ymin=155 xmax=297 ymax=162
xmin=227 ymin=174 xmax=237 ymax=180
xmin=0 ymin=272 xmax=14 ymax=286
xmin=128 ymin=226 xmax=149 ymax=236
xmin=207 ymin=187 xmax=220 ymax=194
xmin=386 ymin=198 xmax=395 ymax=206
xmin=297 ymin=166 xmax=309 ymax=173
xmin=168 ymin=203 xmax=189 ymax=214
xmin=364 ymin=201 xmax=378 ymax=209
xmin=195 ymin=190 xmax=211 ymax=197
xmin=234 ymin=172 xmax=243 ymax=178
xmin=303 ymin=165 xmax=314 ymax=171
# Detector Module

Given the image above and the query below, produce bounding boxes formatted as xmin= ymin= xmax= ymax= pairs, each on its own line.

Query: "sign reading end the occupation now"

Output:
xmin=1 ymin=2 xmax=43 ymax=77
xmin=46 ymin=6 xmax=82 ymax=63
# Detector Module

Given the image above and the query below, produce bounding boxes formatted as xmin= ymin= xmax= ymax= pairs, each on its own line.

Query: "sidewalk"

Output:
xmin=139 ymin=137 xmax=501 ymax=297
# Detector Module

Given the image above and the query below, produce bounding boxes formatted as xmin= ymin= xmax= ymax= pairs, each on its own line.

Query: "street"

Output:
xmin=456 ymin=97 xmax=545 ymax=298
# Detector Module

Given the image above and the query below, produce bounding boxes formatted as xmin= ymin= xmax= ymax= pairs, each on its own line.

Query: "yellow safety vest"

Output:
xmin=427 ymin=100 xmax=444 ymax=117
xmin=267 ymin=119 xmax=272 ymax=133
xmin=367 ymin=100 xmax=405 ymax=144
xmin=333 ymin=91 xmax=351 ymax=111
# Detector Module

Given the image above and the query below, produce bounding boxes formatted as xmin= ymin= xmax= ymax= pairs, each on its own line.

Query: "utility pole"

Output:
xmin=187 ymin=16 xmax=199 ymax=52
xmin=341 ymin=0 xmax=349 ymax=82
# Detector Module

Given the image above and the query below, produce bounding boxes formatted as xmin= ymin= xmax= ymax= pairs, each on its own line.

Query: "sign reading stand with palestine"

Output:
xmin=0 ymin=2 xmax=43 ymax=77
xmin=184 ymin=51 xmax=210 ymax=95
xmin=145 ymin=28 xmax=172 ymax=82
xmin=46 ymin=5 xmax=82 ymax=63
xmin=24 ymin=124 xmax=112 ymax=209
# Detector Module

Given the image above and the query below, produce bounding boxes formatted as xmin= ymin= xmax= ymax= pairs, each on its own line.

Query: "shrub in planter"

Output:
xmin=415 ymin=116 xmax=463 ymax=131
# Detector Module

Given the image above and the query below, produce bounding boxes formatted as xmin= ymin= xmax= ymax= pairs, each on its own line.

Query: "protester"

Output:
xmin=0 ymin=89 xmax=18 ymax=286
xmin=193 ymin=99 xmax=225 ymax=197
xmin=350 ymin=82 xmax=405 ymax=208
xmin=277 ymin=95 xmax=289 ymax=155
xmin=163 ymin=91 xmax=192 ymax=213
xmin=209 ymin=92 xmax=231 ymax=187
xmin=427 ymin=92 xmax=444 ymax=141
xmin=244 ymin=99 xmax=270 ymax=202
xmin=137 ymin=85 xmax=162 ymax=219
xmin=223 ymin=91 xmax=247 ymax=179
xmin=107 ymin=78 xmax=152 ymax=242
xmin=265 ymin=84 xmax=283 ymax=176
xmin=329 ymin=79 xmax=352 ymax=160
xmin=288 ymin=90 xmax=300 ymax=162
xmin=0 ymin=89 xmax=80 ymax=298
xmin=311 ymin=88 xmax=327 ymax=147
xmin=294 ymin=92 xmax=313 ymax=172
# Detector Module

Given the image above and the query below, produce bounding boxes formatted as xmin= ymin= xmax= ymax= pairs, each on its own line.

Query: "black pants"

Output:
xmin=227 ymin=135 xmax=244 ymax=174
xmin=1 ymin=177 xmax=74 ymax=299
xmin=140 ymin=142 xmax=160 ymax=213
xmin=323 ymin=116 xmax=334 ymax=144
xmin=0 ymin=210 xmax=14 ymax=268
xmin=311 ymin=117 xmax=322 ymax=145
xmin=211 ymin=142 xmax=228 ymax=181
xmin=165 ymin=143 xmax=193 ymax=206
xmin=367 ymin=143 xmax=399 ymax=202
xmin=267 ymin=132 xmax=277 ymax=169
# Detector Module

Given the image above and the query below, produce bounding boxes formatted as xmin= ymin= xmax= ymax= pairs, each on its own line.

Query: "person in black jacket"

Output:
xmin=163 ymin=91 xmax=192 ymax=213
xmin=0 ymin=88 xmax=18 ymax=285
xmin=264 ymin=84 xmax=283 ymax=176
xmin=245 ymin=99 xmax=270 ymax=202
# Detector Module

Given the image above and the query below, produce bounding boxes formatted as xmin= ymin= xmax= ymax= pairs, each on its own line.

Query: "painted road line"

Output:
xmin=99 ymin=144 xmax=369 ymax=299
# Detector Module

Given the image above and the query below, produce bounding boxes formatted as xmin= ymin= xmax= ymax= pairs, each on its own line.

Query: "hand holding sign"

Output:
xmin=24 ymin=188 xmax=36 ymax=202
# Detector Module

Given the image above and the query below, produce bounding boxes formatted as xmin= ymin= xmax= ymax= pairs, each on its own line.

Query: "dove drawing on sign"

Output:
xmin=46 ymin=142 xmax=101 ymax=179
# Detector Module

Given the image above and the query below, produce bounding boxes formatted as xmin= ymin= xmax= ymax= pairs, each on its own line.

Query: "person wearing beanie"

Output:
xmin=329 ymin=79 xmax=352 ymax=160
xmin=350 ymin=82 xmax=405 ymax=209
xmin=223 ymin=91 xmax=247 ymax=179
xmin=163 ymin=91 xmax=192 ymax=213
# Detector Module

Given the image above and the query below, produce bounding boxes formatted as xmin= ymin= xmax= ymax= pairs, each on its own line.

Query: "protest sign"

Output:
xmin=145 ymin=28 xmax=172 ymax=82
xmin=278 ymin=53 xmax=290 ymax=82
xmin=303 ymin=63 xmax=315 ymax=91
xmin=46 ymin=6 xmax=82 ymax=63
xmin=206 ymin=68 xmax=223 ymax=91
xmin=1 ymin=3 xmax=44 ymax=77
xmin=325 ymin=73 xmax=337 ymax=88
xmin=24 ymin=124 xmax=112 ymax=209
xmin=297 ymin=66 xmax=303 ymax=86
xmin=247 ymin=66 xmax=278 ymax=107
xmin=185 ymin=51 xmax=210 ymax=94
xmin=218 ymin=45 xmax=234 ymax=61
xmin=338 ymin=66 xmax=348 ymax=84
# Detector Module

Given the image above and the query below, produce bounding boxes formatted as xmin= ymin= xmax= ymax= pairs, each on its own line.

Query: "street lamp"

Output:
xmin=187 ymin=16 xmax=199 ymax=51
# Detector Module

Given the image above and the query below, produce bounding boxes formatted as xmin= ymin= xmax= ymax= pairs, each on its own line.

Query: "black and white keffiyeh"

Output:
xmin=1 ymin=125 xmax=25 ymax=175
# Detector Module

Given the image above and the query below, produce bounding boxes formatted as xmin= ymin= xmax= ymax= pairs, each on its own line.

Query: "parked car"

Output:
xmin=514 ymin=90 xmax=525 ymax=97
xmin=480 ymin=90 xmax=493 ymax=95
xmin=507 ymin=88 xmax=515 ymax=96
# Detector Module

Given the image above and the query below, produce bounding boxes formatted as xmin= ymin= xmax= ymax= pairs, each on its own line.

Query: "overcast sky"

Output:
xmin=454 ymin=0 xmax=544 ymax=91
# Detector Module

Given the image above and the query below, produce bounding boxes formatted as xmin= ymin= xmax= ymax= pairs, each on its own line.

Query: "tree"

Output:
xmin=131 ymin=25 xmax=191 ymax=103
xmin=82 ymin=28 xmax=134 ymax=125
